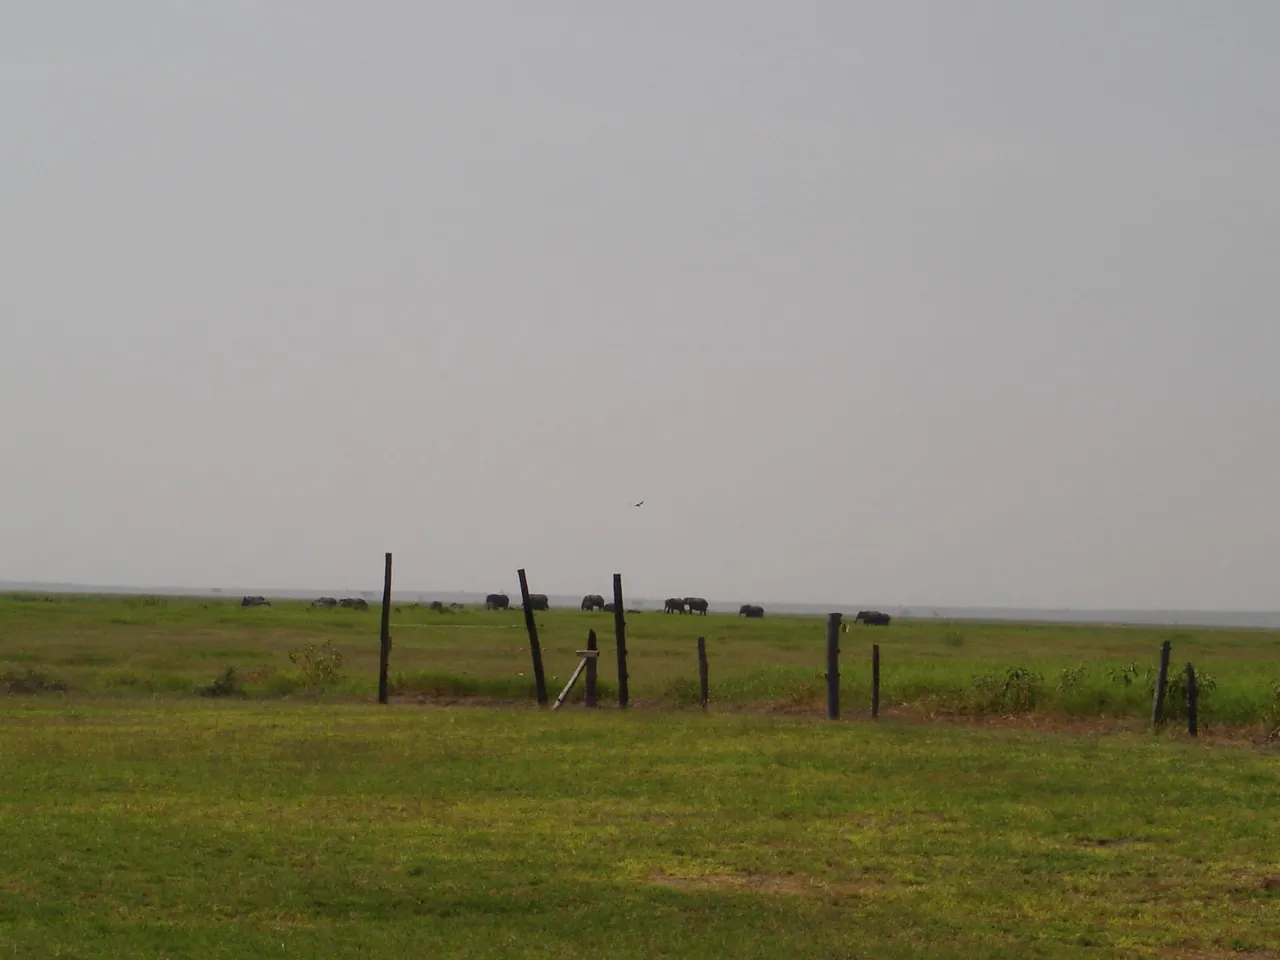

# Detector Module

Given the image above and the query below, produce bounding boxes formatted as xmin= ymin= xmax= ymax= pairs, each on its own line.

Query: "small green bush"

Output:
xmin=1149 ymin=665 xmax=1216 ymax=722
xmin=197 ymin=667 xmax=244 ymax=698
xmin=969 ymin=667 xmax=1045 ymax=714
xmin=1263 ymin=682 xmax=1280 ymax=734
xmin=1057 ymin=665 xmax=1088 ymax=691
xmin=288 ymin=641 xmax=344 ymax=694
xmin=1107 ymin=662 xmax=1149 ymax=688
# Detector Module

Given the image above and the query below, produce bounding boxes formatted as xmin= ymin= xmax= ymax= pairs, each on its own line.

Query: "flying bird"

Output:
xmin=633 ymin=500 xmax=644 ymax=507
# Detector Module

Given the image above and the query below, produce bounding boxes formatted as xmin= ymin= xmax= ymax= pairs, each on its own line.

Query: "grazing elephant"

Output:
xmin=581 ymin=594 xmax=606 ymax=612
xmin=485 ymin=593 xmax=510 ymax=611
xmin=311 ymin=597 xmax=338 ymax=609
xmin=684 ymin=597 xmax=709 ymax=616
xmin=738 ymin=604 xmax=764 ymax=618
xmin=664 ymin=598 xmax=687 ymax=614
xmin=854 ymin=610 xmax=891 ymax=626
xmin=528 ymin=594 xmax=550 ymax=612
xmin=338 ymin=598 xmax=369 ymax=610
xmin=241 ymin=596 xmax=270 ymax=608
xmin=603 ymin=601 xmax=617 ymax=613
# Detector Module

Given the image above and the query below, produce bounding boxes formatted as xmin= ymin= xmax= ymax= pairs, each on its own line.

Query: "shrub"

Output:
xmin=941 ymin=631 xmax=966 ymax=648
xmin=1057 ymin=665 xmax=1088 ymax=691
xmin=969 ymin=667 xmax=1045 ymax=714
xmin=1155 ymin=666 xmax=1217 ymax=722
xmin=1107 ymin=662 xmax=1150 ymax=688
xmin=198 ymin=667 xmax=244 ymax=698
xmin=1264 ymin=683 xmax=1280 ymax=735
xmin=288 ymin=641 xmax=345 ymax=694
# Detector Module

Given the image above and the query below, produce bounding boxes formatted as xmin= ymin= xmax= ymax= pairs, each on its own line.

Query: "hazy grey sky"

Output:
xmin=3 ymin=2 xmax=1277 ymax=608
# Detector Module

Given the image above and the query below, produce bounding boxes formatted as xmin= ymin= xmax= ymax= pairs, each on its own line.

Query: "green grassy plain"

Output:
xmin=2 ymin=593 xmax=1279 ymax=727
xmin=3 ymin=594 xmax=1280 ymax=958
xmin=2 ymin=701 xmax=1279 ymax=958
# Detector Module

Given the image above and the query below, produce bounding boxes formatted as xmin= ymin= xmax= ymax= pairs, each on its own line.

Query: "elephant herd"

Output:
xmin=579 ymin=595 xmax=644 ymax=614
xmin=280 ymin=592 xmax=891 ymax=626
xmin=308 ymin=596 xmax=369 ymax=610
xmin=485 ymin=592 xmax=547 ymax=612
xmin=661 ymin=597 xmax=710 ymax=615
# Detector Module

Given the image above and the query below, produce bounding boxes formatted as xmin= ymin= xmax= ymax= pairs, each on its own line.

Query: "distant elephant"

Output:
xmin=738 ymin=604 xmax=764 ymax=618
xmin=581 ymin=594 xmax=606 ymax=612
xmin=311 ymin=597 xmax=338 ymax=609
xmin=603 ymin=602 xmax=617 ymax=613
xmin=664 ymin=598 xmax=687 ymax=614
xmin=855 ymin=610 xmax=891 ymax=626
xmin=684 ymin=597 xmax=709 ymax=616
xmin=338 ymin=598 xmax=369 ymax=610
xmin=527 ymin=593 xmax=550 ymax=612
xmin=241 ymin=596 xmax=270 ymax=608
xmin=485 ymin=593 xmax=510 ymax=611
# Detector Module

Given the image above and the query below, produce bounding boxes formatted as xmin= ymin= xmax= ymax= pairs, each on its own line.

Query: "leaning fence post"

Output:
xmin=697 ymin=636 xmax=709 ymax=708
xmin=826 ymin=613 xmax=842 ymax=720
xmin=585 ymin=629 xmax=598 ymax=708
xmin=517 ymin=568 xmax=548 ymax=706
xmin=378 ymin=552 xmax=392 ymax=705
xmin=872 ymin=643 xmax=880 ymax=719
xmin=1186 ymin=663 xmax=1198 ymax=737
xmin=613 ymin=574 xmax=629 ymax=709
xmin=1152 ymin=640 xmax=1172 ymax=727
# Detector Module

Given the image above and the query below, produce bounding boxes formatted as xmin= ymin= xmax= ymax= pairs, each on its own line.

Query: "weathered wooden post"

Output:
xmin=697 ymin=636 xmax=709 ymax=708
xmin=1152 ymin=640 xmax=1172 ymax=727
xmin=1186 ymin=663 xmax=1198 ymax=737
xmin=826 ymin=612 xmax=842 ymax=720
xmin=613 ymin=573 xmax=628 ymax=709
xmin=872 ymin=643 xmax=881 ymax=719
xmin=585 ymin=629 xmax=598 ymax=708
xmin=378 ymin=552 xmax=393 ymax=704
xmin=517 ymin=568 xmax=548 ymax=707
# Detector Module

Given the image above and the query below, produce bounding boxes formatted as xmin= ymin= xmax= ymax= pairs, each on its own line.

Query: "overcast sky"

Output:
xmin=2 ymin=2 xmax=1277 ymax=608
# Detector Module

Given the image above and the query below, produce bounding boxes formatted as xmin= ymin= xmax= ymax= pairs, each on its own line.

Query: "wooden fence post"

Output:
xmin=1186 ymin=663 xmax=1198 ymax=737
xmin=613 ymin=574 xmax=628 ymax=709
xmin=517 ymin=568 xmax=548 ymax=707
xmin=1152 ymin=640 xmax=1172 ymax=726
xmin=826 ymin=613 xmax=841 ymax=720
xmin=872 ymin=643 xmax=880 ymax=719
xmin=378 ymin=552 xmax=392 ymax=705
xmin=697 ymin=636 xmax=709 ymax=709
xmin=585 ymin=629 xmax=598 ymax=708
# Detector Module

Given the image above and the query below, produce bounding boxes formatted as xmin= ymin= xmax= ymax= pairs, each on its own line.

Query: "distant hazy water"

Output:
xmin=4 ymin=582 xmax=1279 ymax=629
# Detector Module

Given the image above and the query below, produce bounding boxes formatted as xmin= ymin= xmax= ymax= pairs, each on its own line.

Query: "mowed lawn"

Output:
xmin=1 ymin=700 xmax=1278 ymax=959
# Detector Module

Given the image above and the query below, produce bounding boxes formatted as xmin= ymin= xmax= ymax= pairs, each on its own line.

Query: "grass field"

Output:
xmin=2 ymin=701 xmax=1279 ymax=958
xmin=2 ymin=593 xmax=1280 ymax=958
xmin=2 ymin=593 xmax=1279 ymax=728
